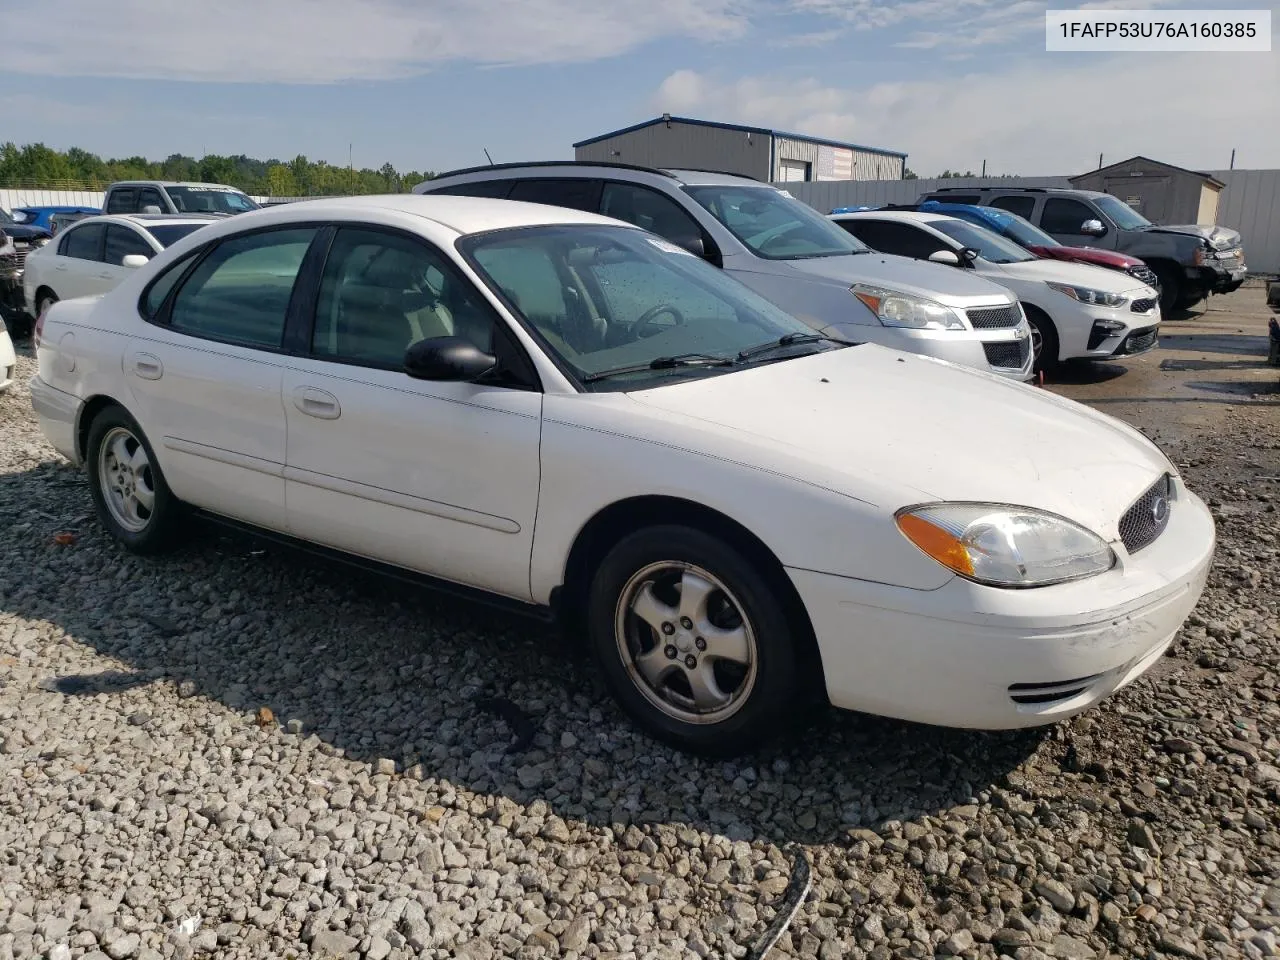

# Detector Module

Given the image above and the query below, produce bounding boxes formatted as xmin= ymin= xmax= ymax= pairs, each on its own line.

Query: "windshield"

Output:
xmin=146 ymin=223 xmax=210 ymax=247
xmin=461 ymin=224 xmax=840 ymax=390
xmin=165 ymin=186 xmax=259 ymax=215
xmin=0 ymin=208 xmax=12 ymax=225
xmin=975 ymin=209 xmax=1061 ymax=249
xmin=683 ymin=184 xmax=868 ymax=260
xmin=932 ymin=219 xmax=1036 ymax=264
xmin=1093 ymin=194 xmax=1152 ymax=230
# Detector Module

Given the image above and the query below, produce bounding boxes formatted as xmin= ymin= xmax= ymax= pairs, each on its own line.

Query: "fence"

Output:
xmin=774 ymin=170 xmax=1280 ymax=275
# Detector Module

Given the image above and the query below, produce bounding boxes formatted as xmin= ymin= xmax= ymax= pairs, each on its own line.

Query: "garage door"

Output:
xmin=778 ymin=159 xmax=810 ymax=182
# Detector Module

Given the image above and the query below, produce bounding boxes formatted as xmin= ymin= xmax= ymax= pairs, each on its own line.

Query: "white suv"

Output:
xmin=415 ymin=163 xmax=1034 ymax=381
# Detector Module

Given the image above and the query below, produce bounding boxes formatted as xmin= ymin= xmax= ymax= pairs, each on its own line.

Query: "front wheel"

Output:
xmin=587 ymin=525 xmax=803 ymax=756
xmin=86 ymin=406 xmax=187 ymax=553
xmin=1025 ymin=306 xmax=1059 ymax=375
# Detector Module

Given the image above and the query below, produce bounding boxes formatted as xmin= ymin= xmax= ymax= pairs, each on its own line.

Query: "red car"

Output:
xmin=915 ymin=202 xmax=1160 ymax=293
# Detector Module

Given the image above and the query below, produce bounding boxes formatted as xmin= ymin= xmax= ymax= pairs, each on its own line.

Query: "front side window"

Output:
xmin=1092 ymin=195 xmax=1153 ymax=230
xmin=836 ymin=219 xmax=949 ymax=260
xmin=312 ymin=227 xmax=495 ymax=368
xmin=931 ymin=219 xmax=1035 ymax=264
xmin=683 ymin=184 xmax=866 ymax=260
xmin=463 ymin=225 xmax=837 ymax=389
xmin=142 ymin=252 xmax=199 ymax=319
xmin=138 ymin=188 xmax=166 ymax=211
xmin=105 ymin=225 xmax=154 ymax=265
xmin=166 ymin=227 xmax=316 ymax=347
xmin=165 ymin=186 xmax=259 ymax=215
xmin=600 ymin=182 xmax=704 ymax=246
xmin=60 ymin=223 xmax=106 ymax=260
xmin=508 ymin=179 xmax=603 ymax=213
xmin=1041 ymin=197 xmax=1100 ymax=235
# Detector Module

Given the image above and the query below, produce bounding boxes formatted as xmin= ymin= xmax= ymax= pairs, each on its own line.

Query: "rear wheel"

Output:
xmin=86 ymin=406 xmax=187 ymax=553
xmin=587 ymin=525 xmax=803 ymax=756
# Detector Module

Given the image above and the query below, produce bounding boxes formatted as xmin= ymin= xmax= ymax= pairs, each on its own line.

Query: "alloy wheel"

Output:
xmin=98 ymin=426 xmax=156 ymax=533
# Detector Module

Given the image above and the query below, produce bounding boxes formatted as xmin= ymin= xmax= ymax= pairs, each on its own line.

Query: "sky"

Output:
xmin=1 ymin=0 xmax=1277 ymax=178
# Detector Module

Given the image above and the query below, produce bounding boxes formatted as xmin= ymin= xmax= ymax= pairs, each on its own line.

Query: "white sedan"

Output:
xmin=28 ymin=196 xmax=1215 ymax=756
xmin=23 ymin=213 xmax=219 ymax=320
xmin=830 ymin=210 xmax=1162 ymax=374
xmin=0 ymin=321 xmax=13 ymax=392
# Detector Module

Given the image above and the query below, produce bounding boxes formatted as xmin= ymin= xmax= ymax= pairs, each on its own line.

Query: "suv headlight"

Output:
xmin=1046 ymin=282 xmax=1127 ymax=308
xmin=896 ymin=503 xmax=1116 ymax=587
xmin=851 ymin=284 xmax=966 ymax=331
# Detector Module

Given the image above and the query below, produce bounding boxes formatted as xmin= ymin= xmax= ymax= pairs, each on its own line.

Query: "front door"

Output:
xmin=280 ymin=225 xmax=543 ymax=600
xmin=1039 ymin=196 xmax=1117 ymax=250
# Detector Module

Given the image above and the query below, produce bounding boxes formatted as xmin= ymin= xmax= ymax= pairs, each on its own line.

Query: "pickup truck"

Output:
xmin=919 ymin=185 xmax=1245 ymax=314
xmin=102 ymin=180 xmax=260 ymax=217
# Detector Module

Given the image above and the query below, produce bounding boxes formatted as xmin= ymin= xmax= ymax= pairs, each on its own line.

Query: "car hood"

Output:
xmin=1 ymin=223 xmax=52 ymax=241
xmin=628 ymin=345 xmax=1172 ymax=540
xmin=780 ymin=252 xmax=1016 ymax=307
xmin=987 ymin=257 xmax=1154 ymax=295
xmin=1145 ymin=223 xmax=1243 ymax=250
xmin=1032 ymin=245 xmax=1143 ymax=269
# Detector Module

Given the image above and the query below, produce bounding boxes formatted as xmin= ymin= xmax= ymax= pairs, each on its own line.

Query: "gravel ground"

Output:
xmin=2 ymin=295 xmax=1279 ymax=960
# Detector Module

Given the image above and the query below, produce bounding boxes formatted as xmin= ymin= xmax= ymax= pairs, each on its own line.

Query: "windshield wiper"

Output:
xmin=581 ymin=353 xmax=737 ymax=383
xmin=737 ymin=333 xmax=845 ymax=362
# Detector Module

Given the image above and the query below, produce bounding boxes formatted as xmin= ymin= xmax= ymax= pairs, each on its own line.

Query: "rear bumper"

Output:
xmin=29 ymin=375 xmax=84 ymax=466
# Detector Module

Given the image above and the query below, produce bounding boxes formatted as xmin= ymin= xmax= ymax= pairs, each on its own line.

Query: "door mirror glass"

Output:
xmin=1081 ymin=219 xmax=1106 ymax=237
xmin=122 ymin=254 xmax=149 ymax=269
xmin=959 ymin=247 xmax=980 ymax=262
xmin=671 ymin=233 xmax=705 ymax=259
xmin=404 ymin=336 xmax=496 ymax=382
xmin=927 ymin=249 xmax=961 ymax=266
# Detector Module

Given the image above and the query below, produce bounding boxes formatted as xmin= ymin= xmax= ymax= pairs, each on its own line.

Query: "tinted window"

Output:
xmin=685 ymin=185 xmax=865 ymax=260
xmin=167 ymin=228 xmax=316 ymax=347
xmin=147 ymin=224 xmax=209 ymax=247
xmin=138 ymin=188 xmax=166 ymax=212
xmin=508 ymin=179 xmax=603 ymax=213
xmin=105 ymin=225 xmax=154 ymax=265
xmin=836 ymin=219 xmax=947 ymax=259
xmin=1041 ymin=197 xmax=1098 ymax=234
xmin=988 ymin=195 xmax=1036 ymax=219
xmin=312 ymin=227 xmax=495 ymax=367
xmin=142 ymin=252 xmax=199 ymax=319
xmin=165 ymin=186 xmax=259 ymax=214
xmin=1093 ymin=194 xmax=1153 ymax=230
xmin=430 ymin=180 xmax=515 ymax=199
xmin=60 ymin=223 xmax=106 ymax=260
xmin=931 ymin=220 xmax=1035 ymax=263
xmin=924 ymin=194 xmax=980 ymax=204
xmin=600 ymin=182 xmax=703 ymax=245
xmin=106 ymin=189 xmax=137 ymax=214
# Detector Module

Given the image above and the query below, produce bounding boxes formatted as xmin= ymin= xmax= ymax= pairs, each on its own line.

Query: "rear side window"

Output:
xmin=1041 ymin=197 xmax=1097 ymax=234
xmin=508 ymin=179 xmax=603 ymax=213
xmin=138 ymin=187 xmax=166 ymax=212
xmin=836 ymin=219 xmax=948 ymax=259
xmin=925 ymin=193 xmax=980 ymax=204
xmin=60 ymin=223 xmax=106 ymax=260
xmin=988 ymin=195 xmax=1036 ymax=219
xmin=105 ymin=225 xmax=154 ymax=265
xmin=105 ymin=189 xmax=137 ymax=214
xmin=141 ymin=252 xmax=200 ymax=319
xmin=166 ymin=228 xmax=317 ymax=348
xmin=430 ymin=180 xmax=514 ymax=199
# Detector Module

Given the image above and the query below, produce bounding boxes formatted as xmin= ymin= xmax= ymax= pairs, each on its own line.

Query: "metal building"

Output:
xmin=1069 ymin=156 xmax=1226 ymax=226
xmin=573 ymin=115 xmax=907 ymax=182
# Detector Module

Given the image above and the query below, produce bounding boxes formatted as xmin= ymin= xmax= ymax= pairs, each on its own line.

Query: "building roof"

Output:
xmin=573 ymin=115 xmax=908 ymax=159
xmin=1069 ymin=156 xmax=1226 ymax=190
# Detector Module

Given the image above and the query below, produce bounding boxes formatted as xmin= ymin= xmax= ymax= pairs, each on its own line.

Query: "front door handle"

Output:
xmin=292 ymin=386 xmax=341 ymax=420
xmin=132 ymin=352 xmax=163 ymax=380
xmin=97 ymin=272 xmax=113 ymax=280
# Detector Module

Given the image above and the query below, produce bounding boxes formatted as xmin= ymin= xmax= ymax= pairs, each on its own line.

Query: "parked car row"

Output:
xmin=27 ymin=180 xmax=1215 ymax=755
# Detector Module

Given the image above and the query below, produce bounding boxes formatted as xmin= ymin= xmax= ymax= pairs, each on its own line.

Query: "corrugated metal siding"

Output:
xmin=771 ymin=137 xmax=903 ymax=181
xmin=574 ymin=121 xmax=771 ymax=180
xmin=777 ymin=171 xmax=1280 ymax=274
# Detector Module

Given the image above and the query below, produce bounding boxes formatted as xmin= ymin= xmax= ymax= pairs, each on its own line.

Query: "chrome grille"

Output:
xmin=967 ymin=305 xmax=1021 ymax=329
xmin=982 ymin=338 xmax=1031 ymax=369
xmin=1131 ymin=297 xmax=1157 ymax=314
xmin=1127 ymin=265 xmax=1158 ymax=288
xmin=1119 ymin=474 xmax=1174 ymax=555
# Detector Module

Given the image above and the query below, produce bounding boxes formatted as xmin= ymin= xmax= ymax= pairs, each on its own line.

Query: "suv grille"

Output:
xmin=982 ymin=338 xmax=1031 ymax=369
xmin=967 ymin=306 xmax=1021 ymax=329
xmin=1119 ymin=474 xmax=1174 ymax=555
xmin=1128 ymin=266 xmax=1158 ymax=288
xmin=1131 ymin=297 xmax=1157 ymax=314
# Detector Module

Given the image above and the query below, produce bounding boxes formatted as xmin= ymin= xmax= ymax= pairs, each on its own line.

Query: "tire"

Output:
xmin=586 ymin=524 xmax=803 ymax=756
xmin=1024 ymin=305 xmax=1059 ymax=375
xmin=37 ymin=291 xmax=59 ymax=319
xmin=1153 ymin=266 xmax=1182 ymax=316
xmin=86 ymin=405 xmax=187 ymax=554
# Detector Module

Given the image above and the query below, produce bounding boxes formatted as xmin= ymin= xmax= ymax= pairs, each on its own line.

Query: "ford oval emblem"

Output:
xmin=1150 ymin=496 xmax=1169 ymax=524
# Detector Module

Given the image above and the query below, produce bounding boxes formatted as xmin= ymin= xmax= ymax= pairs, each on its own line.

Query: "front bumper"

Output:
xmin=1192 ymin=260 xmax=1247 ymax=295
xmin=880 ymin=323 xmax=1035 ymax=383
xmin=1063 ymin=298 xmax=1161 ymax=361
xmin=789 ymin=482 xmax=1215 ymax=730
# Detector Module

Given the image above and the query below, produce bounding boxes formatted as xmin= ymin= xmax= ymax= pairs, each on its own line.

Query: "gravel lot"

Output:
xmin=2 ymin=287 xmax=1278 ymax=960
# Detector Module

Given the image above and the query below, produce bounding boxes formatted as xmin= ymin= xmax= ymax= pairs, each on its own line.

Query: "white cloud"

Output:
xmin=651 ymin=52 xmax=1280 ymax=174
xmin=3 ymin=0 xmax=752 ymax=83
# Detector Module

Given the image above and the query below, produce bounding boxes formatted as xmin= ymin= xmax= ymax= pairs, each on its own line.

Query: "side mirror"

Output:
xmin=1080 ymin=219 xmax=1106 ymax=237
xmin=404 ymin=336 xmax=495 ymax=382
xmin=121 ymin=254 xmax=150 ymax=269
xmin=671 ymin=233 xmax=706 ymax=259
xmin=959 ymin=247 xmax=980 ymax=263
xmin=141 ymin=205 xmax=163 ymax=215
xmin=928 ymin=249 xmax=961 ymax=266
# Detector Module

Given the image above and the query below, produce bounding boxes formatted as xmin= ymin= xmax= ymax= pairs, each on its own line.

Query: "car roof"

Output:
xmin=120 ymin=213 xmax=223 ymax=225
xmin=108 ymin=180 xmax=247 ymax=190
xmin=423 ymin=160 xmax=761 ymax=188
xmin=926 ymin=185 xmax=1111 ymax=201
xmin=832 ymin=210 xmax=951 ymax=225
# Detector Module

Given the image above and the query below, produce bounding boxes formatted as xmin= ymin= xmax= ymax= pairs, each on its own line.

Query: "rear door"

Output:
xmin=105 ymin=188 xmax=138 ymax=214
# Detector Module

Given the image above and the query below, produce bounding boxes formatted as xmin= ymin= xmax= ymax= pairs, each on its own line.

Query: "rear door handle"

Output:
xmin=292 ymin=386 xmax=341 ymax=420
xmin=133 ymin=353 xmax=163 ymax=380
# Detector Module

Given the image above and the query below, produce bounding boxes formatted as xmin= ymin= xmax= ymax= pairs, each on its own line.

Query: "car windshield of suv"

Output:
xmin=1092 ymin=194 xmax=1153 ymax=230
xmin=462 ymin=224 xmax=845 ymax=390
xmin=932 ymin=219 xmax=1036 ymax=264
xmin=145 ymin=223 xmax=210 ymax=247
xmin=683 ymin=185 xmax=869 ymax=260
xmin=165 ymin=186 xmax=260 ymax=215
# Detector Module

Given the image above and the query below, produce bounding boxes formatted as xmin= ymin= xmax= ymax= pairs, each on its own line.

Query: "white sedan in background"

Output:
xmin=0 ymin=322 xmax=13 ymax=392
xmin=23 ymin=214 xmax=218 ymax=319
xmin=29 ymin=196 xmax=1214 ymax=756
xmin=830 ymin=210 xmax=1162 ymax=374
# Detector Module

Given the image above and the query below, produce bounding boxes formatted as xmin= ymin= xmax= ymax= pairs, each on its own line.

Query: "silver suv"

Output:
xmin=414 ymin=163 xmax=1034 ymax=381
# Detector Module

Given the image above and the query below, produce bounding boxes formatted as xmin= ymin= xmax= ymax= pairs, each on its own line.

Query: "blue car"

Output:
xmin=12 ymin=205 xmax=102 ymax=232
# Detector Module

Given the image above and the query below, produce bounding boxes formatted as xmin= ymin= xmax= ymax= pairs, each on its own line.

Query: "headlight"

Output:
xmin=1045 ymin=282 xmax=1127 ymax=308
xmin=851 ymin=284 xmax=966 ymax=331
xmin=895 ymin=504 xmax=1116 ymax=588
xmin=1192 ymin=246 xmax=1220 ymax=265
